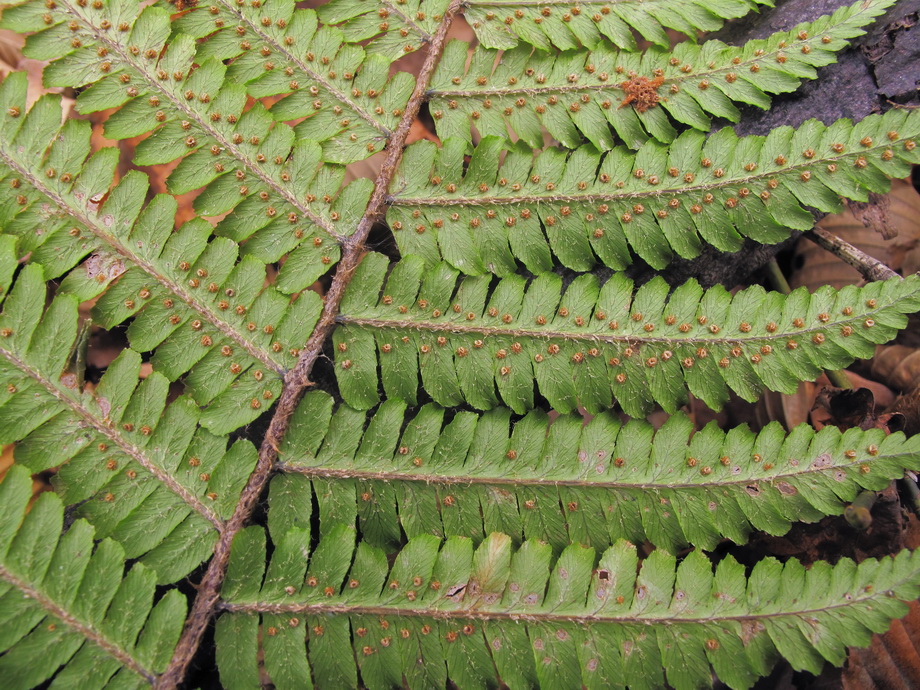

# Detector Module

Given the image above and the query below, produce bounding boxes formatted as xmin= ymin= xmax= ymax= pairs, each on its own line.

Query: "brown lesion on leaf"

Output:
xmin=618 ymin=75 xmax=665 ymax=113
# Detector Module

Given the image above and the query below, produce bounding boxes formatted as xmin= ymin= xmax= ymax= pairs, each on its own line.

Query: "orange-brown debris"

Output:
xmin=618 ymin=75 xmax=665 ymax=113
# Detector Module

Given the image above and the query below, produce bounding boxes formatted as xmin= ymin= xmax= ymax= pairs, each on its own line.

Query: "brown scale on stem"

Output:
xmin=618 ymin=75 xmax=665 ymax=113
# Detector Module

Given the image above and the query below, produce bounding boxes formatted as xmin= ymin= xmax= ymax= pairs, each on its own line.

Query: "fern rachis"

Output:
xmin=0 ymin=0 xmax=918 ymax=687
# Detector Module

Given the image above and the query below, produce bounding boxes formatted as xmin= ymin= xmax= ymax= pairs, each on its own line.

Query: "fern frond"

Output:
xmin=274 ymin=391 xmax=920 ymax=553
xmin=2 ymin=1 xmax=380 ymax=289
xmin=0 ymin=238 xmax=258 ymax=581
xmin=162 ymin=0 xmax=414 ymax=162
xmin=3 ymin=0 xmax=407 ymax=165
xmin=464 ymin=0 xmax=773 ymax=51
xmin=0 ymin=76 xmax=322 ymax=431
xmin=391 ymin=110 xmax=920 ymax=273
xmin=317 ymin=0 xmax=774 ymax=54
xmin=216 ymin=527 xmax=920 ymax=689
xmin=0 ymin=466 xmax=186 ymax=686
xmin=430 ymin=0 xmax=895 ymax=150
xmin=333 ymin=254 xmax=920 ymax=415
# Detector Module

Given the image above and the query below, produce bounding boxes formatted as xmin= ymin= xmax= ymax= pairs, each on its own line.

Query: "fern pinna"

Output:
xmin=0 ymin=0 xmax=919 ymax=686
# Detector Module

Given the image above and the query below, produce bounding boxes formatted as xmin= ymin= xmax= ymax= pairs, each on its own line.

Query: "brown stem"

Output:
xmin=153 ymin=4 xmax=462 ymax=687
xmin=808 ymin=226 xmax=900 ymax=282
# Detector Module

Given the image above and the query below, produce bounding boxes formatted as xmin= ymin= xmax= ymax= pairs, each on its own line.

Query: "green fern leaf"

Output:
xmin=216 ymin=527 xmax=920 ymax=689
xmin=333 ymin=254 xmax=920 ymax=415
xmin=0 ymin=76 xmax=322 ymax=432
xmin=0 ymin=1 xmax=916 ymax=686
xmin=391 ymin=110 xmax=920 ymax=273
xmin=0 ymin=238 xmax=258 ymax=581
xmin=430 ymin=0 xmax=896 ymax=150
xmin=463 ymin=0 xmax=773 ymax=51
xmin=274 ymin=391 xmax=920 ymax=553
xmin=0 ymin=466 xmax=186 ymax=686
xmin=2 ymin=0 xmax=406 ymax=164
xmin=2 ymin=0 xmax=376 ymax=287
xmin=319 ymin=0 xmax=453 ymax=60
xmin=163 ymin=0 xmax=413 ymax=162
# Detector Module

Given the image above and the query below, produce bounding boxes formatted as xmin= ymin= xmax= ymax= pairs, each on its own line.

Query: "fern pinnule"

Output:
xmin=276 ymin=392 xmax=920 ymax=553
xmin=282 ymin=0 xmax=769 ymax=57
xmin=391 ymin=108 xmax=920 ymax=274
xmin=317 ymin=0 xmax=452 ymax=60
xmin=1 ymin=0 xmax=409 ymax=165
xmin=1 ymin=0 xmax=380 ymax=285
xmin=216 ymin=527 xmax=920 ymax=689
xmin=2 ymin=0 xmax=380 ymax=293
xmin=0 ymin=466 xmax=187 ymax=687
xmin=334 ymin=253 xmax=920 ymax=415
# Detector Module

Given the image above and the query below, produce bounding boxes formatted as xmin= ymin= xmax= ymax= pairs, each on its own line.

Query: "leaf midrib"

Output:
xmin=389 ymin=139 xmax=911 ymax=208
xmin=214 ymin=0 xmax=392 ymax=137
xmin=378 ymin=0 xmax=432 ymax=41
xmin=278 ymin=447 xmax=907 ymax=491
xmin=218 ymin=575 xmax=904 ymax=626
xmin=429 ymin=30 xmax=832 ymax=99
xmin=336 ymin=285 xmax=912 ymax=345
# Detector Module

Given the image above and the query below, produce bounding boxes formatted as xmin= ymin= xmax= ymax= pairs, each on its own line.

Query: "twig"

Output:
xmin=153 ymin=4 xmax=463 ymax=687
xmin=808 ymin=226 xmax=900 ymax=282
xmin=763 ymin=256 xmax=793 ymax=294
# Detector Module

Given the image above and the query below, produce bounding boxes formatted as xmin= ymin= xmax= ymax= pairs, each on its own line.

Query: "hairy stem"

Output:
xmin=277 ymin=444 xmax=909 ymax=489
xmin=217 ymin=580 xmax=893 ymax=624
xmin=153 ymin=4 xmax=463 ymax=687
xmin=388 ymin=135 xmax=914 ymax=208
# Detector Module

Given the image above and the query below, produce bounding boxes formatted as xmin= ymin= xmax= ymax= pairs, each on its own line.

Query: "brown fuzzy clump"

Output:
xmin=618 ymin=75 xmax=665 ymax=113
